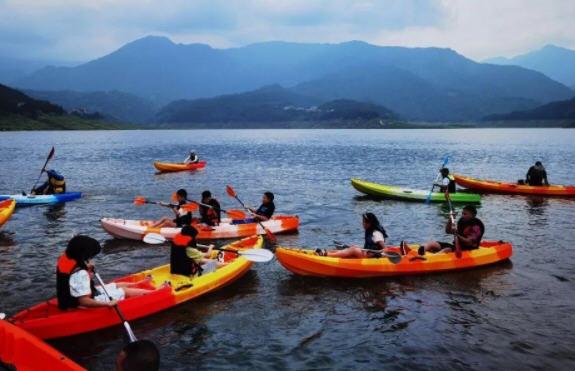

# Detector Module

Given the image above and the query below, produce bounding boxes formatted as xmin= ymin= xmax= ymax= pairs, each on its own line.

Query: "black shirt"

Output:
xmin=255 ymin=202 xmax=275 ymax=219
xmin=200 ymin=199 xmax=221 ymax=225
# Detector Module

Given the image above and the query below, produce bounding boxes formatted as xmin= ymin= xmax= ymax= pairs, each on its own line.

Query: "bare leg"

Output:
xmin=123 ymin=287 xmax=155 ymax=297
xmin=151 ymin=217 xmax=177 ymax=228
xmin=424 ymin=241 xmax=442 ymax=253
xmin=326 ymin=246 xmax=365 ymax=258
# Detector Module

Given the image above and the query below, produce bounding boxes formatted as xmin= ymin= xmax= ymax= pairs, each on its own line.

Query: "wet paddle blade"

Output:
xmin=226 ymin=209 xmax=246 ymax=219
xmin=238 ymin=248 xmax=274 ymax=262
xmin=384 ymin=251 xmax=402 ymax=264
xmin=133 ymin=196 xmax=147 ymax=205
xmin=171 ymin=192 xmax=178 ymax=202
xmin=181 ymin=203 xmax=199 ymax=212
xmin=143 ymin=233 xmax=167 ymax=244
xmin=47 ymin=146 xmax=55 ymax=161
xmin=226 ymin=185 xmax=237 ymax=198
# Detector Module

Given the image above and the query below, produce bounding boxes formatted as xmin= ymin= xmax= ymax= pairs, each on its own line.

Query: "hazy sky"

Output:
xmin=0 ymin=0 xmax=574 ymax=62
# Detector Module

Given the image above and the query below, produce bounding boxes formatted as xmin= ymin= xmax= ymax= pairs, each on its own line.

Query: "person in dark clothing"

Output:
xmin=526 ymin=161 xmax=549 ymax=186
xmin=199 ymin=190 xmax=221 ymax=226
xmin=250 ymin=192 xmax=275 ymax=221
xmin=33 ymin=169 xmax=66 ymax=195
xmin=434 ymin=168 xmax=456 ymax=193
xmin=151 ymin=189 xmax=192 ymax=228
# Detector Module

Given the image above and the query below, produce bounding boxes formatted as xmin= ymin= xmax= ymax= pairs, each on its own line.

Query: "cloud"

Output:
xmin=0 ymin=0 xmax=573 ymax=62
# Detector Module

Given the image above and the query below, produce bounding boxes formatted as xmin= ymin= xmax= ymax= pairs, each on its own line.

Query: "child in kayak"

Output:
xmin=199 ymin=190 xmax=221 ymax=226
xmin=434 ymin=168 xmax=456 ymax=193
xmin=57 ymin=235 xmax=157 ymax=310
xmin=151 ymin=189 xmax=192 ymax=228
xmin=315 ymin=213 xmax=388 ymax=258
xmin=170 ymin=226 xmax=225 ymax=276
xmin=32 ymin=169 xmax=66 ymax=195
xmin=249 ymin=192 xmax=275 ymax=222
xmin=418 ymin=205 xmax=485 ymax=255
xmin=184 ymin=150 xmax=199 ymax=164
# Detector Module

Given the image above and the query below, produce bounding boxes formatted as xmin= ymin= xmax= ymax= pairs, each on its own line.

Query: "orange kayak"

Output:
xmin=10 ymin=236 xmax=262 ymax=339
xmin=0 ymin=318 xmax=84 ymax=370
xmin=275 ymin=241 xmax=512 ymax=278
xmin=454 ymin=174 xmax=575 ymax=196
xmin=0 ymin=199 xmax=16 ymax=229
xmin=101 ymin=215 xmax=299 ymax=241
xmin=153 ymin=160 xmax=206 ymax=172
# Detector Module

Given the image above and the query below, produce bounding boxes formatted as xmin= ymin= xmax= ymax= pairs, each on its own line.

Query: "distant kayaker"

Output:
xmin=315 ymin=213 xmax=388 ymax=258
xmin=249 ymin=192 xmax=275 ymax=222
xmin=56 ymin=235 xmax=157 ymax=310
xmin=434 ymin=168 xmax=456 ymax=193
xmin=199 ymin=190 xmax=221 ymax=226
xmin=184 ymin=150 xmax=199 ymax=164
xmin=418 ymin=205 xmax=484 ymax=255
xmin=526 ymin=161 xmax=549 ymax=186
xmin=170 ymin=226 xmax=225 ymax=276
xmin=116 ymin=339 xmax=160 ymax=371
xmin=151 ymin=189 xmax=192 ymax=228
xmin=32 ymin=169 xmax=66 ymax=195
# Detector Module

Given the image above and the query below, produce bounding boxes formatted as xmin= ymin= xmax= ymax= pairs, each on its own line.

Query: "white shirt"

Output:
xmin=371 ymin=230 xmax=385 ymax=244
xmin=69 ymin=269 xmax=125 ymax=302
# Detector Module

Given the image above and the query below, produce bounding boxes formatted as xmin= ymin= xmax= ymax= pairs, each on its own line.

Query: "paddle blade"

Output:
xmin=171 ymin=192 xmax=178 ymax=202
xmin=226 ymin=209 xmax=246 ymax=219
xmin=181 ymin=203 xmax=198 ymax=212
xmin=47 ymin=146 xmax=55 ymax=161
xmin=384 ymin=251 xmax=402 ymax=264
xmin=226 ymin=185 xmax=237 ymax=198
xmin=442 ymin=155 xmax=449 ymax=167
xmin=264 ymin=228 xmax=277 ymax=244
xmin=143 ymin=233 xmax=167 ymax=244
xmin=238 ymin=248 xmax=274 ymax=262
xmin=133 ymin=196 xmax=147 ymax=205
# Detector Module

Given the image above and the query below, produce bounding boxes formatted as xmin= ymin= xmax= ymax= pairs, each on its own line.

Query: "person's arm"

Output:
xmin=78 ymin=295 xmax=117 ymax=308
xmin=445 ymin=218 xmax=455 ymax=234
xmin=454 ymin=225 xmax=481 ymax=247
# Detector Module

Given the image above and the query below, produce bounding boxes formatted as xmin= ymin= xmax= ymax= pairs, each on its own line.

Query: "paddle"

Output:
xmin=225 ymin=185 xmax=277 ymax=244
xmin=133 ymin=196 xmax=198 ymax=212
xmin=333 ymin=241 xmax=402 ymax=264
xmin=93 ymin=271 xmax=137 ymax=342
xmin=425 ymin=155 xmax=449 ymax=204
xmin=182 ymin=199 xmax=247 ymax=219
xmin=30 ymin=146 xmax=55 ymax=194
xmin=444 ymin=189 xmax=462 ymax=258
xmin=142 ymin=233 xmax=273 ymax=262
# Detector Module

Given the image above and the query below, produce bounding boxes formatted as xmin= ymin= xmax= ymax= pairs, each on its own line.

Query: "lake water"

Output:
xmin=1 ymin=129 xmax=574 ymax=370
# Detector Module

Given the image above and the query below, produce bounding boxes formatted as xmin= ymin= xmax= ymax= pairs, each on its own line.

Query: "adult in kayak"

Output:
xmin=315 ymin=213 xmax=388 ymax=258
xmin=116 ymin=339 xmax=160 ymax=371
xmin=171 ymin=226 xmax=225 ymax=276
xmin=184 ymin=150 xmax=200 ymax=164
xmin=249 ymin=192 xmax=275 ymax=222
xmin=199 ymin=190 xmax=221 ymax=226
xmin=434 ymin=168 xmax=456 ymax=193
xmin=151 ymin=189 xmax=192 ymax=228
xmin=525 ymin=161 xmax=549 ymax=186
xmin=418 ymin=205 xmax=485 ymax=255
xmin=32 ymin=169 xmax=66 ymax=195
xmin=57 ymin=235 xmax=157 ymax=310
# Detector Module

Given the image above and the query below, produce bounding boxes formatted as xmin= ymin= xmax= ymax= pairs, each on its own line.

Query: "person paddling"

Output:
xmin=418 ymin=205 xmax=484 ymax=255
xmin=199 ymin=190 xmax=221 ymax=226
xmin=525 ymin=161 xmax=549 ymax=186
xmin=434 ymin=168 xmax=456 ymax=193
xmin=249 ymin=192 xmax=275 ymax=222
xmin=56 ymin=235 xmax=157 ymax=310
xmin=170 ymin=226 xmax=225 ymax=277
xmin=316 ymin=213 xmax=388 ymax=258
xmin=32 ymin=169 xmax=66 ymax=195
xmin=151 ymin=189 xmax=192 ymax=228
xmin=184 ymin=150 xmax=199 ymax=164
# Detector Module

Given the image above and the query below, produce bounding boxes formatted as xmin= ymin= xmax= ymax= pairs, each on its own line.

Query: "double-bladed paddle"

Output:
xmin=333 ymin=240 xmax=402 ymax=264
xmin=425 ymin=155 xmax=449 ymax=204
xmin=30 ymin=147 xmax=55 ymax=194
xmin=133 ymin=196 xmax=198 ymax=212
xmin=444 ymin=189 xmax=462 ymax=258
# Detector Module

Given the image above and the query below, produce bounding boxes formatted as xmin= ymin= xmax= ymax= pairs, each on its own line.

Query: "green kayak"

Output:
xmin=351 ymin=179 xmax=481 ymax=203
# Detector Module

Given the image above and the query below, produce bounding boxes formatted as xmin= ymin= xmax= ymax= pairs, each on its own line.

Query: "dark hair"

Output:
xmin=362 ymin=212 xmax=388 ymax=238
xmin=463 ymin=205 xmax=477 ymax=216
xmin=181 ymin=225 xmax=198 ymax=238
xmin=119 ymin=340 xmax=160 ymax=371
xmin=535 ymin=161 xmax=542 ymax=166
xmin=176 ymin=189 xmax=187 ymax=199
xmin=201 ymin=190 xmax=211 ymax=199
xmin=264 ymin=192 xmax=274 ymax=201
xmin=440 ymin=167 xmax=450 ymax=176
xmin=66 ymin=235 xmax=101 ymax=268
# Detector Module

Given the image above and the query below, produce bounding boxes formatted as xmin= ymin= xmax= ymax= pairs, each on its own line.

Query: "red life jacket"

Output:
xmin=171 ymin=234 xmax=202 ymax=276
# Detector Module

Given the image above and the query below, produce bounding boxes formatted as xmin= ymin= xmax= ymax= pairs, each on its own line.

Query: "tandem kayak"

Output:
xmin=0 ymin=200 xmax=16 ymax=228
xmin=10 ymin=236 xmax=263 ymax=339
xmin=101 ymin=215 xmax=299 ymax=241
xmin=0 ymin=192 xmax=82 ymax=206
xmin=454 ymin=174 xmax=575 ymax=197
xmin=351 ymin=179 xmax=481 ymax=203
xmin=275 ymin=241 xmax=512 ymax=278
xmin=0 ymin=318 xmax=84 ymax=370
xmin=153 ymin=161 xmax=207 ymax=173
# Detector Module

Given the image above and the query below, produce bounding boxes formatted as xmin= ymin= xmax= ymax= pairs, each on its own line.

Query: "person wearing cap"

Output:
xmin=526 ymin=161 xmax=549 ymax=186
xmin=184 ymin=150 xmax=199 ymax=164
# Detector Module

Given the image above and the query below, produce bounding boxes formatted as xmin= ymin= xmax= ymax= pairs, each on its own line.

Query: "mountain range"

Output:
xmin=483 ymin=97 xmax=575 ymax=123
xmin=12 ymin=36 xmax=575 ymax=122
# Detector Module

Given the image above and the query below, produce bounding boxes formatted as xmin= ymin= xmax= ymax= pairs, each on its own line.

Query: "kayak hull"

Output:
xmin=275 ymin=241 xmax=512 ymax=278
xmin=0 ymin=319 xmax=84 ymax=370
xmin=10 ymin=236 xmax=262 ymax=339
xmin=153 ymin=161 xmax=206 ymax=172
xmin=454 ymin=174 xmax=575 ymax=196
xmin=0 ymin=192 xmax=82 ymax=206
xmin=351 ymin=178 xmax=481 ymax=203
xmin=100 ymin=215 xmax=299 ymax=241
xmin=0 ymin=199 xmax=16 ymax=228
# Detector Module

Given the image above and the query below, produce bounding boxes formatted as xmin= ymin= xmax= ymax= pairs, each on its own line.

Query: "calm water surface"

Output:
xmin=1 ymin=129 xmax=574 ymax=370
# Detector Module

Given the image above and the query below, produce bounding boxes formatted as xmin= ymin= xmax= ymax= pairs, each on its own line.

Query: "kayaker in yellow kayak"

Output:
xmin=418 ymin=205 xmax=485 ymax=255
xmin=56 ymin=236 xmax=157 ymax=310
xmin=184 ymin=150 xmax=200 ymax=164
xmin=434 ymin=168 xmax=456 ymax=193
xmin=199 ymin=190 xmax=221 ymax=226
xmin=151 ymin=189 xmax=193 ymax=228
xmin=116 ymin=340 xmax=160 ymax=371
xmin=171 ymin=226 xmax=226 ymax=276
xmin=32 ymin=169 xmax=66 ymax=195
xmin=315 ymin=213 xmax=387 ymax=258
xmin=525 ymin=161 xmax=549 ymax=186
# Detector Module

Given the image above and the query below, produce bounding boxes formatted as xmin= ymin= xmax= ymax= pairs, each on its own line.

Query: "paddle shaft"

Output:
xmin=333 ymin=242 xmax=401 ymax=259
xmin=30 ymin=147 xmax=55 ymax=193
xmin=445 ymin=191 xmax=462 ymax=258
xmin=425 ymin=156 xmax=449 ymax=203
xmin=93 ymin=272 xmax=137 ymax=343
xmin=229 ymin=193 xmax=276 ymax=242
xmin=188 ymin=200 xmax=242 ymax=217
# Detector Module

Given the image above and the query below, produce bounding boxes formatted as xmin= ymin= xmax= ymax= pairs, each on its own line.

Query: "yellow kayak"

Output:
xmin=0 ymin=199 xmax=16 ymax=229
